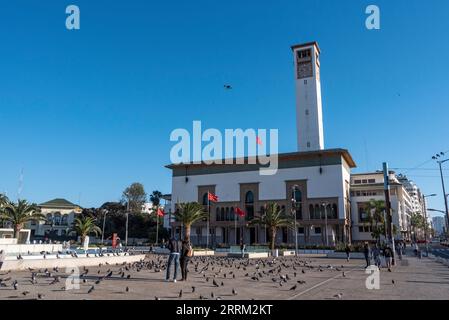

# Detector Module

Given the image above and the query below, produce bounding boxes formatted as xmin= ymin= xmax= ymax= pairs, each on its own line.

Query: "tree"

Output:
xmin=410 ymin=212 xmax=426 ymax=241
xmin=72 ymin=215 xmax=102 ymax=244
xmin=149 ymin=190 xmax=163 ymax=207
xmin=0 ymin=194 xmax=9 ymax=207
xmin=122 ymin=182 xmax=147 ymax=213
xmin=249 ymin=202 xmax=294 ymax=250
xmin=365 ymin=199 xmax=386 ymax=243
xmin=0 ymin=199 xmax=45 ymax=238
xmin=174 ymin=202 xmax=207 ymax=242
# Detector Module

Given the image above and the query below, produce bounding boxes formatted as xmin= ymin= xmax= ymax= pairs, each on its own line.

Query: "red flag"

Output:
xmin=256 ymin=136 xmax=262 ymax=145
xmin=157 ymin=208 xmax=165 ymax=217
xmin=208 ymin=192 xmax=218 ymax=202
xmin=235 ymin=207 xmax=245 ymax=217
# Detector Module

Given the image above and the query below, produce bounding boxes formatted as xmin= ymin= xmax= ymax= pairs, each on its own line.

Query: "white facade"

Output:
xmin=27 ymin=198 xmax=81 ymax=239
xmin=168 ymin=149 xmax=355 ymax=247
xmin=292 ymin=42 xmax=324 ymax=151
xmin=432 ymin=216 xmax=445 ymax=236
xmin=350 ymin=172 xmax=413 ymax=242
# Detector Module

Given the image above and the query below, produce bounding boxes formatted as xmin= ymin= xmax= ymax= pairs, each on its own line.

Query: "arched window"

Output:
xmin=245 ymin=191 xmax=254 ymax=204
xmin=202 ymin=193 xmax=209 ymax=205
xmin=313 ymin=204 xmax=321 ymax=219
xmin=326 ymin=204 xmax=332 ymax=219
xmin=245 ymin=191 xmax=254 ymax=220
xmin=61 ymin=214 xmax=68 ymax=226
xmin=216 ymin=207 xmax=220 ymax=221
xmin=230 ymin=207 xmax=235 ymax=220
xmin=309 ymin=204 xmax=314 ymax=219
xmin=221 ymin=207 xmax=225 ymax=221
xmin=46 ymin=213 xmax=53 ymax=225
xmin=332 ymin=204 xmax=338 ymax=219
xmin=225 ymin=207 xmax=230 ymax=221
xmin=54 ymin=212 xmax=61 ymax=226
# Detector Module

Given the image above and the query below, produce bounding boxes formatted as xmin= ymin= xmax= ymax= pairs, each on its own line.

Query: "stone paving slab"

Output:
xmin=0 ymin=252 xmax=447 ymax=300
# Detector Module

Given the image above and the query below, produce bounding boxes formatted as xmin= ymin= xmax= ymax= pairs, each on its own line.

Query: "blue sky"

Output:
xmin=0 ymin=0 xmax=448 ymax=217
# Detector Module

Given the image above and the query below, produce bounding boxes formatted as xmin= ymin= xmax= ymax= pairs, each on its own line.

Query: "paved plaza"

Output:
xmin=0 ymin=250 xmax=448 ymax=300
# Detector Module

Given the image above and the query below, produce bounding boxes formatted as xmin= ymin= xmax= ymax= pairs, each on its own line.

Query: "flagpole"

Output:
xmin=207 ymin=191 xmax=210 ymax=249
xmin=156 ymin=207 xmax=159 ymax=245
xmin=235 ymin=210 xmax=237 ymax=246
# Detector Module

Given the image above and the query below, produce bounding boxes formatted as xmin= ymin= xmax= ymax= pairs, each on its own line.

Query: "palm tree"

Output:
xmin=365 ymin=199 xmax=386 ymax=243
xmin=0 ymin=193 xmax=9 ymax=207
xmin=174 ymin=202 xmax=207 ymax=242
xmin=72 ymin=215 xmax=102 ymax=244
xmin=249 ymin=202 xmax=294 ymax=251
xmin=0 ymin=199 xmax=45 ymax=238
xmin=410 ymin=212 xmax=425 ymax=241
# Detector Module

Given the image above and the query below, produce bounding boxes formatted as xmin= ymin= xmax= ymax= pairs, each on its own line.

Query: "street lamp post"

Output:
xmin=125 ymin=201 xmax=129 ymax=247
xmin=291 ymin=187 xmax=298 ymax=256
xmin=423 ymin=194 xmax=437 ymax=256
xmin=101 ymin=209 xmax=108 ymax=245
xmin=432 ymin=153 xmax=449 ymax=233
xmin=321 ymin=203 xmax=329 ymax=247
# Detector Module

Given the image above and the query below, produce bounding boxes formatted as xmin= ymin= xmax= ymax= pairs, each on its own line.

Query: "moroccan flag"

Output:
xmin=208 ymin=192 xmax=218 ymax=202
xmin=235 ymin=207 xmax=245 ymax=217
xmin=157 ymin=208 xmax=165 ymax=217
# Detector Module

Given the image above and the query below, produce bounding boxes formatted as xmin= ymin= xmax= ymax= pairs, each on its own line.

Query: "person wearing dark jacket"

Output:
xmin=180 ymin=240 xmax=192 ymax=281
xmin=363 ymin=242 xmax=371 ymax=268
xmin=166 ymin=237 xmax=181 ymax=282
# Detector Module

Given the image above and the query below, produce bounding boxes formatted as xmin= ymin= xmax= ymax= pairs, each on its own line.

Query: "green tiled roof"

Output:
xmin=39 ymin=198 xmax=80 ymax=209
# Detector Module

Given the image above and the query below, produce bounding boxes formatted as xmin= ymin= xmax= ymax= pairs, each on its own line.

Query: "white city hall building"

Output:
xmin=167 ymin=42 xmax=358 ymax=247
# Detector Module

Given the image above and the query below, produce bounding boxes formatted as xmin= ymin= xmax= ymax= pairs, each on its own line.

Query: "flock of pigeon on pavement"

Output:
xmin=0 ymin=254 xmax=393 ymax=300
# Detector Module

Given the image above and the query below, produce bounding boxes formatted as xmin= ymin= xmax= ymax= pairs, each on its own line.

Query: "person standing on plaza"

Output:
xmin=345 ymin=244 xmax=351 ymax=262
xmin=166 ymin=236 xmax=181 ymax=282
xmin=383 ymin=244 xmax=393 ymax=270
xmin=240 ymin=240 xmax=246 ymax=258
xmin=372 ymin=244 xmax=381 ymax=268
xmin=180 ymin=239 xmax=193 ymax=281
xmin=363 ymin=242 xmax=371 ymax=268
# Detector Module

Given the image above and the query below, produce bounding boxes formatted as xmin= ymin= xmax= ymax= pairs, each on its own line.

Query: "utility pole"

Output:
xmin=383 ymin=162 xmax=396 ymax=266
xmin=125 ymin=201 xmax=129 ymax=247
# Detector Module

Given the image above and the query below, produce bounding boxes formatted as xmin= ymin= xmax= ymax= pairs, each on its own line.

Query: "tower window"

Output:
xmin=305 ymin=109 xmax=309 ymax=115
xmin=307 ymin=142 xmax=311 ymax=148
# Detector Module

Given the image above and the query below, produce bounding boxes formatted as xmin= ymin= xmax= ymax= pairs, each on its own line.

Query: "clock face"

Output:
xmin=297 ymin=61 xmax=313 ymax=79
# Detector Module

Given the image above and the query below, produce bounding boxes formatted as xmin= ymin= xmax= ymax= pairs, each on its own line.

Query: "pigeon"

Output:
xmin=301 ymin=269 xmax=305 ymax=274
xmin=334 ymin=293 xmax=343 ymax=299
xmin=179 ymin=290 xmax=183 ymax=298
xmin=211 ymin=292 xmax=215 ymax=299
xmin=192 ymin=286 xmax=196 ymax=293
xmin=37 ymin=293 xmax=45 ymax=299
xmin=392 ymin=280 xmax=395 ymax=285
xmin=289 ymin=284 xmax=297 ymax=291
xmin=155 ymin=296 xmax=160 ymax=300
xmin=342 ymin=272 xmax=346 ymax=278
xmin=12 ymin=281 xmax=18 ymax=290
xmin=212 ymin=279 xmax=219 ymax=287
xmin=126 ymin=286 xmax=130 ymax=292
xmin=22 ymin=291 xmax=30 ymax=296
xmin=88 ymin=286 xmax=95 ymax=294
xmin=232 ymin=288 xmax=237 ymax=296
xmin=297 ymin=280 xmax=306 ymax=284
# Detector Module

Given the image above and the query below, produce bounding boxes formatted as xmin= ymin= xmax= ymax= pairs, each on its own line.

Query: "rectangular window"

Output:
xmin=359 ymin=226 xmax=364 ymax=232
xmin=368 ymin=179 xmax=375 ymax=183
xmin=314 ymin=227 xmax=321 ymax=234
xmin=298 ymin=227 xmax=305 ymax=234
xmin=362 ymin=179 xmax=368 ymax=184
xmin=354 ymin=180 xmax=361 ymax=184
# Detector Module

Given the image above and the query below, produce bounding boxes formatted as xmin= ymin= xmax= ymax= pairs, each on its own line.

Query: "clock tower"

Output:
xmin=292 ymin=42 xmax=324 ymax=151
